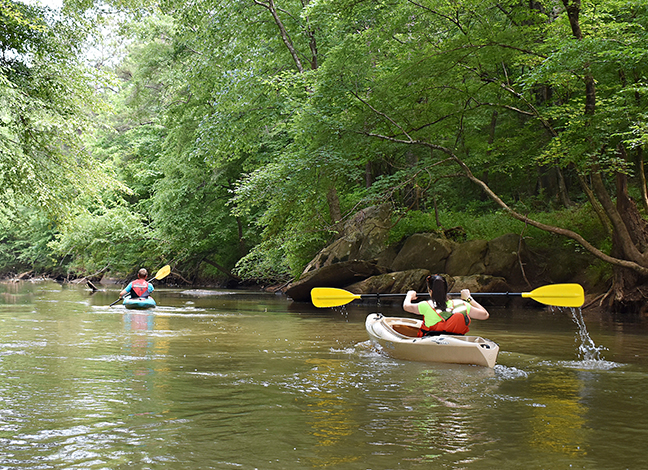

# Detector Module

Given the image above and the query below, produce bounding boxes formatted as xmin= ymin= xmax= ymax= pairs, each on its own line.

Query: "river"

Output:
xmin=1 ymin=280 xmax=647 ymax=469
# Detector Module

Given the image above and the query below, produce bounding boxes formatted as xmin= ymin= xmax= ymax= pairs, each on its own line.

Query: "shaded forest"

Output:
xmin=2 ymin=0 xmax=648 ymax=312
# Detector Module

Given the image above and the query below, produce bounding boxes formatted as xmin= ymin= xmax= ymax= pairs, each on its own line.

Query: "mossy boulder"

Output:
xmin=445 ymin=239 xmax=488 ymax=276
xmin=449 ymin=274 xmax=510 ymax=293
xmin=302 ymin=205 xmax=391 ymax=274
xmin=485 ymin=233 xmax=526 ymax=280
xmin=390 ymin=233 xmax=453 ymax=273
xmin=346 ymin=269 xmax=431 ymax=294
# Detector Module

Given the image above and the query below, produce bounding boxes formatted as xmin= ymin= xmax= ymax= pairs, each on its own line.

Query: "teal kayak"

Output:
xmin=123 ymin=296 xmax=156 ymax=309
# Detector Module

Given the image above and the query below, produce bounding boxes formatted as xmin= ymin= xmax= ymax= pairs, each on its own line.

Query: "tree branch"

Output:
xmin=352 ymin=92 xmax=414 ymax=141
xmin=361 ymin=129 xmax=648 ymax=275
xmin=253 ymin=0 xmax=305 ymax=73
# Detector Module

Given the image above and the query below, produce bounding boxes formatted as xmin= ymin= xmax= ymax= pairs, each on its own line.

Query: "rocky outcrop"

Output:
xmin=346 ymin=269 xmax=431 ymax=294
xmin=390 ymin=234 xmax=452 ymax=273
xmin=450 ymin=274 xmax=510 ymax=293
xmin=284 ymin=260 xmax=388 ymax=302
xmin=445 ymin=239 xmax=488 ymax=275
xmin=284 ymin=206 xmax=536 ymax=302
xmin=302 ymin=205 xmax=391 ymax=273
xmin=484 ymin=233 xmax=526 ymax=278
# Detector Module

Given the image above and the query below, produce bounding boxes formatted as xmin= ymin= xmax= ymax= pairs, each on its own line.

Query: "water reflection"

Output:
xmin=403 ymin=370 xmax=483 ymax=462
xmin=0 ymin=281 xmax=38 ymax=305
xmin=300 ymin=358 xmax=361 ymax=467
xmin=528 ymin=369 xmax=587 ymax=456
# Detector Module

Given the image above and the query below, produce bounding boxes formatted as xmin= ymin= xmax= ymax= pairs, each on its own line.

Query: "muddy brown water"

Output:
xmin=1 ymin=281 xmax=647 ymax=469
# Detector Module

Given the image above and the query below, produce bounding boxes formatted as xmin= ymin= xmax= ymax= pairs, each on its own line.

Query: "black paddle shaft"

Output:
xmin=359 ymin=292 xmax=523 ymax=302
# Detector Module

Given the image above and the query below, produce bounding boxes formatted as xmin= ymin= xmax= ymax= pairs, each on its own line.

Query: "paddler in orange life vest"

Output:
xmin=403 ymin=275 xmax=489 ymax=336
xmin=119 ymin=268 xmax=154 ymax=301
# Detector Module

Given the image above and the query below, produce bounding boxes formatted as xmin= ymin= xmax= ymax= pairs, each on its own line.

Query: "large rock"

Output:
xmin=449 ymin=274 xmax=514 ymax=306
xmin=484 ymin=233 xmax=525 ymax=279
xmin=346 ymin=269 xmax=431 ymax=294
xmin=303 ymin=205 xmax=391 ymax=274
xmin=391 ymin=233 xmax=452 ymax=273
xmin=285 ymin=260 xmax=388 ymax=302
xmin=445 ymin=239 xmax=488 ymax=276
xmin=449 ymin=274 xmax=510 ymax=293
xmin=346 ymin=272 xmax=510 ymax=306
xmin=375 ymin=245 xmax=399 ymax=269
xmin=537 ymin=248 xmax=591 ymax=283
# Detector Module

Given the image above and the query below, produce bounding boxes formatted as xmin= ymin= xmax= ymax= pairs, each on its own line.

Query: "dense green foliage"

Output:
xmin=2 ymin=0 xmax=648 ymax=297
xmin=0 ymin=0 xmax=122 ymax=215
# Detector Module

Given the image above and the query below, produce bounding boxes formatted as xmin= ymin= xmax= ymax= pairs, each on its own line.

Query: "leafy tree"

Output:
xmin=0 ymin=205 xmax=58 ymax=276
xmin=304 ymin=0 xmax=648 ymax=310
xmin=48 ymin=205 xmax=160 ymax=276
xmin=0 ymin=0 xmax=122 ymax=217
xmin=16 ymin=0 xmax=648 ymax=312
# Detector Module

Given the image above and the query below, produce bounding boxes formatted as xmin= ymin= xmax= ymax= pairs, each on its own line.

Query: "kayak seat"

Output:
xmin=392 ymin=323 xmax=420 ymax=338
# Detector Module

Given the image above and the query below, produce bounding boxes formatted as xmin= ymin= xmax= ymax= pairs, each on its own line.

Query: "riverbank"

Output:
xmin=282 ymin=206 xmax=604 ymax=311
xmin=1 ymin=205 xmax=610 ymax=313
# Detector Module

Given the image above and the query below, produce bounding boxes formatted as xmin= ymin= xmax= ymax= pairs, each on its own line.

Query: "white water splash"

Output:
xmin=567 ymin=306 xmax=607 ymax=362
xmin=333 ymin=305 xmax=349 ymax=320
xmin=494 ymin=364 xmax=529 ymax=379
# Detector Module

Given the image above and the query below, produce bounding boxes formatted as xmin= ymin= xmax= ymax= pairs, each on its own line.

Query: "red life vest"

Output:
xmin=131 ymin=279 xmax=150 ymax=298
xmin=419 ymin=313 xmax=471 ymax=336
xmin=417 ymin=299 xmax=471 ymax=336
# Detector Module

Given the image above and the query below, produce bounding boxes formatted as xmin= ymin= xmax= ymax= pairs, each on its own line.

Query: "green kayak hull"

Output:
xmin=123 ymin=297 xmax=156 ymax=309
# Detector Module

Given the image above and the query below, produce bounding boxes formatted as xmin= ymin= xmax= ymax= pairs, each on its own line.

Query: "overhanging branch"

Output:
xmin=362 ymin=129 xmax=648 ymax=276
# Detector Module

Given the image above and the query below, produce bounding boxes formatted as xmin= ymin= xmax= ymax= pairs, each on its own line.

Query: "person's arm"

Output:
xmin=461 ymin=288 xmax=489 ymax=320
xmin=403 ymin=290 xmax=421 ymax=315
xmin=148 ymin=282 xmax=154 ymax=294
xmin=119 ymin=282 xmax=132 ymax=298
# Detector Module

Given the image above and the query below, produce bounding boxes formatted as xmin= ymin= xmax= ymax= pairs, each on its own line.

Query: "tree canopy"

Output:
xmin=3 ymin=0 xmax=648 ymax=310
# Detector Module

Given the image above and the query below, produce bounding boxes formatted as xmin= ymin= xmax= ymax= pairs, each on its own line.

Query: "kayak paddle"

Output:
xmin=310 ymin=283 xmax=585 ymax=308
xmin=109 ymin=265 xmax=171 ymax=307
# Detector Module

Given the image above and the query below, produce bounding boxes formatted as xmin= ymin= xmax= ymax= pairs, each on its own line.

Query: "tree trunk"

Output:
xmin=617 ymin=147 xmax=648 ymax=252
xmin=326 ymin=185 xmax=342 ymax=225
xmin=365 ymin=161 xmax=373 ymax=189
xmin=597 ymin=155 xmax=648 ymax=312
xmin=556 ymin=166 xmax=573 ymax=207
xmin=562 ymin=0 xmax=583 ymax=39
xmin=637 ymin=147 xmax=648 ymax=214
xmin=575 ymin=172 xmax=612 ymax=237
xmin=590 ymin=171 xmax=648 ymax=266
xmin=606 ymin=263 xmax=648 ymax=313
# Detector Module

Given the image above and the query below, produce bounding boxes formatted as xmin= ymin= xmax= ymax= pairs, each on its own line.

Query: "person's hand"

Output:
xmin=407 ymin=290 xmax=417 ymax=300
xmin=460 ymin=289 xmax=471 ymax=301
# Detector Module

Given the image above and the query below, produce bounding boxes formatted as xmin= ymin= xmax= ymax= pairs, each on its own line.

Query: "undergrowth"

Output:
xmin=389 ymin=204 xmax=610 ymax=252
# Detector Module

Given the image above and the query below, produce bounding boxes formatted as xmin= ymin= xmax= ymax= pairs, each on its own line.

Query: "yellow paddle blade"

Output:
xmin=311 ymin=287 xmax=361 ymax=308
xmin=522 ymin=283 xmax=584 ymax=307
xmin=154 ymin=265 xmax=171 ymax=280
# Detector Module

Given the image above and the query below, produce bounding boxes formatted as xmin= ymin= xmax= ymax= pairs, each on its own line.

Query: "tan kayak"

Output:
xmin=365 ymin=313 xmax=499 ymax=368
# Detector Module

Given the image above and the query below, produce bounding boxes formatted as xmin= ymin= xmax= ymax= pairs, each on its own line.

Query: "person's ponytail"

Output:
xmin=426 ymin=275 xmax=449 ymax=312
